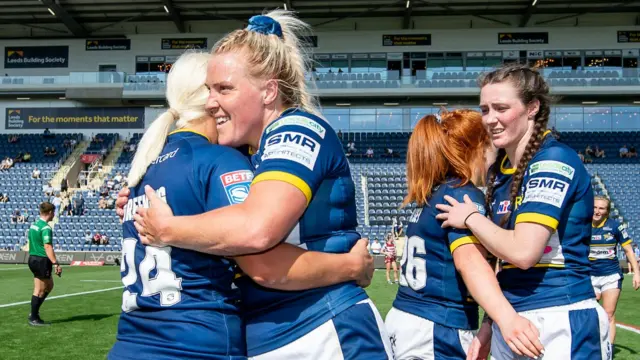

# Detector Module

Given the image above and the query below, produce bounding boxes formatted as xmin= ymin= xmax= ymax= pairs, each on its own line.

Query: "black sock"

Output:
xmin=30 ymin=296 xmax=40 ymax=320
xmin=42 ymin=291 xmax=50 ymax=301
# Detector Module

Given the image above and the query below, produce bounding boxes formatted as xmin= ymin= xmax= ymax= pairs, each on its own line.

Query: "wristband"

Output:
xmin=53 ymin=263 xmax=59 ymax=266
xmin=464 ymin=211 xmax=480 ymax=227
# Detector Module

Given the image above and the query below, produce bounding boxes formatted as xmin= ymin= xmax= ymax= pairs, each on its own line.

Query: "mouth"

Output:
xmin=216 ymin=116 xmax=230 ymax=127
xmin=491 ymin=128 xmax=504 ymax=136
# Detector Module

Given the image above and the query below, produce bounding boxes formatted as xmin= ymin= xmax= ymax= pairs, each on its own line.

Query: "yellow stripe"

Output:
xmin=593 ymin=218 xmax=608 ymax=228
xmin=252 ymin=171 xmax=312 ymax=205
xmin=449 ymin=236 xmax=480 ymax=253
xmin=168 ymin=128 xmax=211 ymax=142
xmin=500 ymin=154 xmax=516 ymax=175
xmin=515 ymin=212 xmax=559 ymax=230
xmin=503 ymin=263 xmax=565 ymax=269
xmin=591 ymin=243 xmax=615 ymax=247
xmin=542 ymin=129 xmax=551 ymax=138
xmin=621 ymin=239 xmax=633 ymax=247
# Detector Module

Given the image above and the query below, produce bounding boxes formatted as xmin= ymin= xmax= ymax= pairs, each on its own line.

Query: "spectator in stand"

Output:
xmin=100 ymin=147 xmax=108 ymax=158
xmin=92 ymin=232 xmax=102 ymax=245
xmin=392 ymin=217 xmax=404 ymax=238
xmin=43 ymin=128 xmax=52 ymax=138
xmin=11 ymin=209 xmax=19 ymax=224
xmin=51 ymin=194 xmax=62 ymax=218
xmin=22 ymin=208 xmax=30 ymax=223
xmin=70 ymin=138 xmax=77 ymax=148
xmin=50 ymin=147 xmax=57 ymax=157
xmin=63 ymin=139 xmax=70 ymax=148
xmin=128 ymin=142 xmax=136 ymax=153
xmin=347 ymin=141 xmax=356 ymax=154
xmin=14 ymin=152 xmax=23 ymax=163
xmin=337 ymin=130 xmax=343 ymax=139
xmin=23 ymin=152 xmax=31 ymax=162
xmin=60 ymin=178 xmax=69 ymax=194
xmin=77 ymin=172 xmax=87 ymax=188
xmin=99 ymin=184 xmax=109 ymax=197
xmin=595 ymin=145 xmax=605 ymax=158
xmin=72 ymin=194 xmax=84 ymax=216
xmin=84 ymin=231 xmax=92 ymax=244
xmin=113 ymin=172 xmax=123 ymax=183
xmin=619 ymin=144 xmax=629 ymax=158
xmin=578 ymin=151 xmax=585 ymax=163
xmin=98 ymin=197 xmax=107 ymax=209
xmin=43 ymin=182 xmax=54 ymax=197
xmin=106 ymin=195 xmax=116 ymax=210
xmin=8 ymin=135 xmax=18 ymax=143
xmin=85 ymin=189 xmax=95 ymax=199
xmin=1 ymin=156 xmax=13 ymax=171
xmin=106 ymin=177 xmax=115 ymax=190
xmin=61 ymin=195 xmax=71 ymax=216
xmin=366 ymin=147 xmax=374 ymax=158
xmin=44 ymin=147 xmax=51 ymax=157
xmin=0 ymin=193 xmax=9 ymax=203
xmin=100 ymin=234 xmax=109 ymax=245
xmin=370 ymin=238 xmax=382 ymax=255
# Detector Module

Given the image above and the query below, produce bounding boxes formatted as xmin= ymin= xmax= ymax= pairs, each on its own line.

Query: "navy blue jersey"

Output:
xmin=235 ymin=109 xmax=366 ymax=356
xmin=590 ymin=218 xmax=633 ymax=276
xmin=490 ymin=131 xmax=595 ymax=312
xmin=393 ymin=180 xmax=486 ymax=331
xmin=109 ymin=130 xmax=252 ymax=360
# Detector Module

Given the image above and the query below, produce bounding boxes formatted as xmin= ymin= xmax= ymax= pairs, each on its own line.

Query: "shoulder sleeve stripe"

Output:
xmin=449 ymin=236 xmax=481 ymax=253
xmin=252 ymin=171 xmax=312 ymax=205
xmin=621 ymin=239 xmax=633 ymax=247
xmin=42 ymin=226 xmax=51 ymax=231
xmin=515 ymin=213 xmax=559 ymax=230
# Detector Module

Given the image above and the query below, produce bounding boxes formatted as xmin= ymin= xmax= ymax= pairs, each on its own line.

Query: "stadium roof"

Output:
xmin=0 ymin=0 xmax=638 ymax=38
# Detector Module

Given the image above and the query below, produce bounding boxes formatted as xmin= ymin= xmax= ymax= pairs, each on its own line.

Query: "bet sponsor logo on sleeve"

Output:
xmin=220 ymin=170 xmax=253 ymax=204
xmin=523 ymin=177 xmax=570 ymax=208
xmin=528 ymin=160 xmax=575 ymax=180
xmin=263 ymin=131 xmax=321 ymax=170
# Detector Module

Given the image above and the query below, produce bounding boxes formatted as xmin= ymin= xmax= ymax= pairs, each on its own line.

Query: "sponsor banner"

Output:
xmin=84 ymin=252 xmax=121 ymax=265
xmin=54 ymin=252 xmax=84 ymax=265
xmin=618 ymin=30 xmax=640 ymax=43
xmin=383 ymin=34 xmax=431 ymax=46
xmin=4 ymin=46 xmax=69 ymax=68
xmin=85 ymin=39 xmax=131 ymax=51
xmin=220 ymin=170 xmax=253 ymax=205
xmin=70 ymin=261 xmax=105 ymax=266
xmin=81 ymin=154 xmax=101 ymax=164
xmin=161 ymin=38 xmax=207 ymax=50
xmin=523 ymin=177 xmax=569 ymax=208
xmin=6 ymin=107 xmax=145 ymax=130
xmin=498 ymin=32 xmax=548 ymax=45
xmin=0 ymin=251 xmax=26 ymax=263
xmin=263 ymin=131 xmax=321 ymax=170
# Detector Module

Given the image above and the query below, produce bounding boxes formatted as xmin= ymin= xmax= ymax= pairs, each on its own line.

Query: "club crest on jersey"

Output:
xmin=220 ymin=170 xmax=253 ymax=204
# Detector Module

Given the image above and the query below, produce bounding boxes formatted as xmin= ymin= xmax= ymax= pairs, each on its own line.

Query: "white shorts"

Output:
xmin=491 ymin=299 xmax=611 ymax=360
xmin=385 ymin=307 xmax=475 ymax=360
xmin=591 ymin=273 xmax=623 ymax=295
xmin=250 ymin=299 xmax=393 ymax=360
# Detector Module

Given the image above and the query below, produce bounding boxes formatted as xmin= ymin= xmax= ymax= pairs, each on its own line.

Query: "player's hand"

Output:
xmin=497 ymin=315 xmax=544 ymax=359
xmin=633 ymin=273 xmax=640 ymax=290
xmin=467 ymin=321 xmax=492 ymax=360
xmin=115 ymin=187 xmax=130 ymax=221
xmin=435 ymin=195 xmax=480 ymax=229
xmin=54 ymin=264 xmax=62 ymax=277
xmin=348 ymin=239 xmax=374 ymax=288
xmin=134 ymin=185 xmax=174 ymax=247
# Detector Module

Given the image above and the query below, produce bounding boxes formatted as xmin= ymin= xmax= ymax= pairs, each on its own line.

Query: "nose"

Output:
xmin=205 ymin=89 xmax=219 ymax=113
xmin=484 ymin=110 xmax=499 ymax=126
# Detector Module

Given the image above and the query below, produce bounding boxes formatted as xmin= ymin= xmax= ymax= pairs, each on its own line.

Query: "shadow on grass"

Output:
xmin=49 ymin=313 xmax=118 ymax=324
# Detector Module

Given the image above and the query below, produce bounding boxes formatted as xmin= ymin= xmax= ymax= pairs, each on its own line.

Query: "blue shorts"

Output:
xmin=249 ymin=299 xmax=392 ymax=360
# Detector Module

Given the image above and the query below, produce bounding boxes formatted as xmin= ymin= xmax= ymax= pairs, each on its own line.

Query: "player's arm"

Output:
xmin=234 ymin=239 xmax=373 ymax=290
xmin=42 ymin=228 xmax=61 ymax=275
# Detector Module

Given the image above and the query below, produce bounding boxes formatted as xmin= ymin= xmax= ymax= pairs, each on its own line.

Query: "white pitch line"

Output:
xmin=0 ymin=267 xmax=28 ymax=271
xmin=0 ymin=286 xmax=122 ymax=308
xmin=80 ymin=280 xmax=122 ymax=283
xmin=616 ymin=323 xmax=640 ymax=335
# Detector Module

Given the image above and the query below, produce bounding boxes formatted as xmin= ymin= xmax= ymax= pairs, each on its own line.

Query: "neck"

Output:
xmin=593 ymin=217 xmax=607 ymax=227
xmin=506 ymin=125 xmax=534 ymax=169
xmin=254 ymin=104 xmax=287 ymax=149
xmin=181 ymin=121 xmax=217 ymax=144
xmin=39 ymin=215 xmax=48 ymax=222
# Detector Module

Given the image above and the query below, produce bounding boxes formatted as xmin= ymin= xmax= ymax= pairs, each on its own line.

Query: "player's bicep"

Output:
xmin=617 ymin=224 xmax=633 ymax=247
xmin=42 ymin=229 xmax=53 ymax=244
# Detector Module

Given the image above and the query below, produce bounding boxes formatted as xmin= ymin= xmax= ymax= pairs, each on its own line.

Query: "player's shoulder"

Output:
xmin=442 ymin=180 xmax=487 ymax=216
xmin=191 ymin=143 xmax=251 ymax=168
xmin=264 ymin=108 xmax=333 ymax=142
xmin=528 ymin=137 xmax=583 ymax=181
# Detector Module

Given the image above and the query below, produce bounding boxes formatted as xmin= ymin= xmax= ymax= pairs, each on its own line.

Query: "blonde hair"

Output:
xmin=127 ymin=51 xmax=211 ymax=187
xmin=212 ymin=9 xmax=321 ymax=117
xmin=594 ymin=195 xmax=611 ymax=216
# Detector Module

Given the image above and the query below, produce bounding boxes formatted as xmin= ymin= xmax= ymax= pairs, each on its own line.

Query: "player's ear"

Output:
xmin=262 ymin=79 xmax=279 ymax=106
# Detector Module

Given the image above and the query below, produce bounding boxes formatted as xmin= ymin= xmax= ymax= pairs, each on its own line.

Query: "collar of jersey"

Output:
xmin=168 ymin=128 xmax=211 ymax=142
xmin=499 ymin=129 xmax=553 ymax=175
xmin=593 ymin=217 xmax=608 ymax=228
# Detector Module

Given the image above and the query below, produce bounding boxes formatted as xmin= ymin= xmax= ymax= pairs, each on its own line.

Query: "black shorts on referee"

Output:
xmin=28 ymin=255 xmax=52 ymax=279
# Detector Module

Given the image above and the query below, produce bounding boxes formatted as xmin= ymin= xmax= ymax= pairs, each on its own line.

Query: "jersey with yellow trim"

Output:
xmin=392 ymin=180 xmax=486 ymax=331
xmin=490 ymin=133 xmax=595 ymax=312
xmin=590 ymin=217 xmax=632 ymax=276
xmin=28 ymin=218 xmax=53 ymax=257
xmin=237 ymin=108 xmax=365 ymax=356
xmin=109 ymin=130 xmax=250 ymax=360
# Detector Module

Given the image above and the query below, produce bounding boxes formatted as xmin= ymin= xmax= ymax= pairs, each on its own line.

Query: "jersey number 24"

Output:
xmin=120 ymin=238 xmax=183 ymax=312
xmin=399 ymin=236 xmax=427 ymax=290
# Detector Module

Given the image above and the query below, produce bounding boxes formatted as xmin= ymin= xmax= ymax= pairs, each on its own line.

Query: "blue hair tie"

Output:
xmin=246 ymin=15 xmax=283 ymax=38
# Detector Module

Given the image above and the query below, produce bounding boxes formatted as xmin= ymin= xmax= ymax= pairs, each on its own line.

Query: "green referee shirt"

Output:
xmin=28 ymin=218 xmax=53 ymax=257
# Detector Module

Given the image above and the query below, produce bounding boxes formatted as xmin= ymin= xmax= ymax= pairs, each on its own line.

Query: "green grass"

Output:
xmin=0 ymin=265 xmax=638 ymax=359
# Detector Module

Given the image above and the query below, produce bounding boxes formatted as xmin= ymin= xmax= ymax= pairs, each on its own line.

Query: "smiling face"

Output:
xmin=205 ymin=51 xmax=268 ymax=148
xmin=479 ymin=81 xmax=535 ymax=151
xmin=593 ymin=198 xmax=609 ymax=223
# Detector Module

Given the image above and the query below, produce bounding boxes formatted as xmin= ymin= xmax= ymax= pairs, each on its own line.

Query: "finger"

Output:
xmin=442 ymin=195 xmax=460 ymax=206
xmin=435 ymin=213 xmax=449 ymax=221
xmin=511 ymin=336 xmax=537 ymax=359
xmin=441 ymin=220 xmax=451 ymax=229
xmin=528 ymin=323 xmax=544 ymax=353
xmin=435 ymin=204 xmax=452 ymax=212
xmin=466 ymin=341 xmax=479 ymax=360
xmin=139 ymin=234 xmax=150 ymax=245
xmin=133 ymin=213 xmax=146 ymax=226
xmin=134 ymin=220 xmax=146 ymax=236
xmin=119 ymin=187 xmax=130 ymax=197
xmin=518 ymin=330 xmax=542 ymax=358
xmin=463 ymin=194 xmax=474 ymax=204
xmin=136 ymin=207 xmax=147 ymax=218
xmin=506 ymin=339 xmax=524 ymax=357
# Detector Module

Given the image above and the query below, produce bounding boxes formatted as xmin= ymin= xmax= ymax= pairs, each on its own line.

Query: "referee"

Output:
xmin=27 ymin=202 xmax=61 ymax=326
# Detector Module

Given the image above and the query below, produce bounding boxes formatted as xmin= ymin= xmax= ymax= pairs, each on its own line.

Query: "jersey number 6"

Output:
xmin=120 ymin=238 xmax=183 ymax=312
xmin=399 ymin=236 xmax=427 ymax=290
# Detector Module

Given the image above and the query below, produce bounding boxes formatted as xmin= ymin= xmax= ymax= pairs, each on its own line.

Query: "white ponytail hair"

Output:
xmin=127 ymin=51 xmax=211 ymax=187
